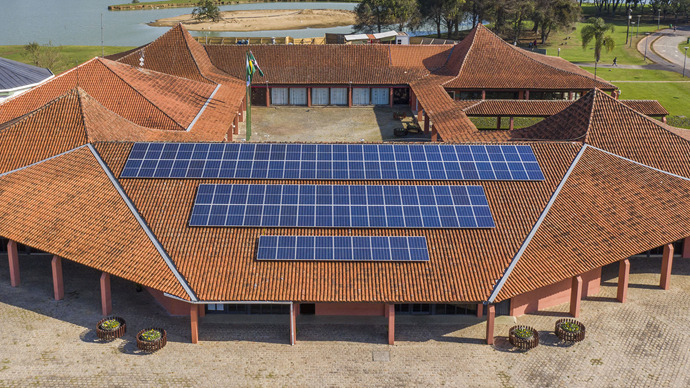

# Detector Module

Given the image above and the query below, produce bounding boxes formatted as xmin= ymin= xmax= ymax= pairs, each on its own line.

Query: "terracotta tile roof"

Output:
xmin=117 ymin=24 xmax=226 ymax=84
xmin=410 ymin=78 xmax=510 ymax=143
xmin=495 ymin=146 xmax=690 ymax=301
xmin=512 ymin=89 xmax=690 ymax=177
xmin=0 ymin=147 xmax=189 ymax=299
xmin=459 ymin=100 xmax=574 ymax=117
xmin=619 ymin=99 xmax=668 ymax=116
xmin=457 ymin=99 xmax=667 ymax=117
xmin=0 ymin=58 xmax=225 ymax=131
xmin=97 ymin=142 xmax=580 ymax=302
xmin=0 ymin=90 xmax=88 ymax=174
xmin=442 ymin=24 xmax=615 ymax=91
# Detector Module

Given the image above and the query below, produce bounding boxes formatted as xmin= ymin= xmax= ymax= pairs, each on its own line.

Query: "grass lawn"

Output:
xmin=0 ymin=45 xmax=135 ymax=75
xmin=470 ymin=117 xmax=543 ymax=130
xmin=580 ymin=66 xmax=689 ymax=81
xmin=679 ymin=42 xmax=690 ymax=58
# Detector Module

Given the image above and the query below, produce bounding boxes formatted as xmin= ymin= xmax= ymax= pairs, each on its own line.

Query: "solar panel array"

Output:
xmin=256 ymin=236 xmax=430 ymax=262
xmin=190 ymin=184 xmax=495 ymax=228
xmin=120 ymin=143 xmax=544 ymax=181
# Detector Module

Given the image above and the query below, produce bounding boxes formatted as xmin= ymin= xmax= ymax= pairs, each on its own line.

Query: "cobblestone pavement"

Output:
xmin=0 ymin=254 xmax=688 ymax=387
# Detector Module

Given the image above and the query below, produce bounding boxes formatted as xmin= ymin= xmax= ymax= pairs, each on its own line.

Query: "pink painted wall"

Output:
xmin=315 ymin=303 xmax=386 ymax=316
xmin=510 ymin=267 xmax=601 ymax=317
xmin=146 ymin=287 xmax=192 ymax=316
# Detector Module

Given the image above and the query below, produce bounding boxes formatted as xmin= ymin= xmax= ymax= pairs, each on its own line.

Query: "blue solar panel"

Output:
xmin=256 ymin=236 xmax=430 ymax=262
xmin=121 ymin=143 xmax=545 ymax=181
xmin=189 ymin=184 xmax=495 ymax=228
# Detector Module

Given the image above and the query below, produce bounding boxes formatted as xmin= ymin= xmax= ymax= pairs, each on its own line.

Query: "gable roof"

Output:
xmin=512 ymin=89 xmax=690 ymax=177
xmin=442 ymin=24 xmax=615 ymax=91
xmin=0 ymin=56 xmax=53 ymax=91
xmin=0 ymin=146 xmax=190 ymax=299
xmin=494 ymin=146 xmax=690 ymax=301
xmin=457 ymin=99 xmax=667 ymax=117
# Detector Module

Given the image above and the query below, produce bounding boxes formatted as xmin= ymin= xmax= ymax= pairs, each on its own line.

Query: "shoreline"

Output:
xmin=109 ymin=0 xmax=359 ymax=11
xmin=148 ymin=9 xmax=356 ymax=32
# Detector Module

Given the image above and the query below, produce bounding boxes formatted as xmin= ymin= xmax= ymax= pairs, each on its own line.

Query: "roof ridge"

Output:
xmin=487 ymin=144 xmax=588 ymax=303
xmin=588 ymin=145 xmax=690 ymax=181
xmin=582 ymin=89 xmax=597 ymax=143
xmin=98 ymin=59 xmax=187 ymax=130
xmin=86 ymin=143 xmax=198 ymax=301
xmin=0 ymin=144 xmax=88 ymax=178
xmin=179 ymin=25 xmax=217 ymax=85
xmin=74 ymin=87 xmax=91 ymax=142
xmin=441 ymin=24 xmax=478 ymax=85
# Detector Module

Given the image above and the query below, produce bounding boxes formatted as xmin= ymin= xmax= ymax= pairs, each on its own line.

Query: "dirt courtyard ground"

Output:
xmin=0 ymin=253 xmax=688 ymax=387
xmin=236 ymin=106 xmax=428 ymax=143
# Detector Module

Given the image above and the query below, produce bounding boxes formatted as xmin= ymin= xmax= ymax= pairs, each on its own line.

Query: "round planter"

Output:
xmin=555 ymin=318 xmax=586 ymax=343
xmin=136 ymin=328 xmax=167 ymax=352
xmin=508 ymin=325 xmax=539 ymax=350
xmin=96 ymin=316 xmax=126 ymax=341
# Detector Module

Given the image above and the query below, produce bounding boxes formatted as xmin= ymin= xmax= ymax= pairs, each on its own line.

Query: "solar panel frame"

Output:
xmin=190 ymin=184 xmax=496 ymax=229
xmin=256 ymin=235 xmax=430 ymax=262
xmin=121 ymin=143 xmax=545 ymax=181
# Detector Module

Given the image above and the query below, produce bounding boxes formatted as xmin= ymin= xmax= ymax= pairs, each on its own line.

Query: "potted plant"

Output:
xmin=508 ymin=325 xmax=539 ymax=350
xmin=96 ymin=316 xmax=126 ymax=341
xmin=555 ymin=318 xmax=586 ymax=343
xmin=136 ymin=327 xmax=167 ymax=352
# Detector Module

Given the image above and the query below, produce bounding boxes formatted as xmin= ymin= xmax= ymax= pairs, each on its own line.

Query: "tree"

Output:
xmin=193 ymin=0 xmax=221 ymax=22
xmin=532 ymin=0 xmax=581 ymax=44
xmin=581 ymin=17 xmax=615 ymax=78
xmin=354 ymin=0 xmax=395 ymax=33
xmin=390 ymin=0 xmax=421 ymax=31
xmin=23 ymin=41 xmax=61 ymax=71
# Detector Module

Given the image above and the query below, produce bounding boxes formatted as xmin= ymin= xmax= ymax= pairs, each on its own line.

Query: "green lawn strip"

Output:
xmin=0 ymin=45 xmax=135 ymax=75
xmin=470 ymin=117 xmax=542 ymax=130
xmin=679 ymin=42 xmax=690 ymax=58
xmin=580 ymin=66 xmax=688 ymax=81
xmin=616 ymin=81 xmax=690 ymax=127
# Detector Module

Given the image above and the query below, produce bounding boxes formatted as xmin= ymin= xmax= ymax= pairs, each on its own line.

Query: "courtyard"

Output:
xmin=0 ymin=253 xmax=688 ymax=387
xmin=239 ymin=106 xmax=428 ymax=143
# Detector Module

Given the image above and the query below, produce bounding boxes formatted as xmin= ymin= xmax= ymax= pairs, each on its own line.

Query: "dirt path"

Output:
xmin=149 ymin=9 xmax=355 ymax=32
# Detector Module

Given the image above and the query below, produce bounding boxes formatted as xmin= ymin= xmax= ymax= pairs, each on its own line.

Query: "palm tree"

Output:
xmin=581 ymin=17 xmax=615 ymax=79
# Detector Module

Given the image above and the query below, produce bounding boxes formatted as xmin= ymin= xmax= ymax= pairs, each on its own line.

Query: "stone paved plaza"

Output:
xmin=0 ymin=253 xmax=688 ymax=387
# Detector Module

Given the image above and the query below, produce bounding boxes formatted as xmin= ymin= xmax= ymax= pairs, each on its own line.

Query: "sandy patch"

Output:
xmin=149 ymin=9 xmax=356 ymax=32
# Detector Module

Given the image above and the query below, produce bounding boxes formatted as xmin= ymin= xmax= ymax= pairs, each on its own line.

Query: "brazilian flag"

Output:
xmin=245 ymin=51 xmax=264 ymax=86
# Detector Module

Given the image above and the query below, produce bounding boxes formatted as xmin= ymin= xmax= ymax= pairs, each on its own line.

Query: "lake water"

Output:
xmin=0 ymin=0 xmax=358 ymax=46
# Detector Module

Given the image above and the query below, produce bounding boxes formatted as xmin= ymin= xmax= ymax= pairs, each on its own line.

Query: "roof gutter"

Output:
xmin=487 ymin=144 xmax=589 ymax=303
xmin=186 ymin=83 xmax=220 ymax=132
xmin=164 ymin=293 xmax=292 ymax=305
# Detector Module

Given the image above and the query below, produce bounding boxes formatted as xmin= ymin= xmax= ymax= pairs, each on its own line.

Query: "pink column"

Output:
xmin=518 ymin=90 xmax=524 ymax=99
xmin=289 ymin=303 xmax=297 ymax=345
xmin=682 ymin=237 xmax=690 ymax=259
xmin=662 ymin=116 xmax=667 ymax=123
xmin=232 ymin=114 xmax=239 ymax=135
xmin=617 ymin=259 xmax=630 ymax=303
xmin=266 ymin=87 xmax=270 ymax=107
xmin=387 ymin=303 xmax=395 ymax=345
xmin=431 ymin=125 xmax=438 ymax=142
xmin=476 ymin=303 xmax=483 ymax=318
xmin=348 ymin=87 xmax=352 ymax=107
xmin=660 ymin=243 xmax=674 ymax=290
xmin=570 ymin=275 xmax=583 ymax=318
xmin=51 ymin=255 xmax=64 ymax=301
xmin=525 ymin=90 xmax=530 ymax=100
xmin=389 ymin=88 xmax=394 ymax=108
xmin=190 ymin=303 xmax=199 ymax=344
xmin=481 ymin=90 xmax=486 ymax=100
xmin=100 ymin=273 xmax=112 ymax=316
xmin=486 ymin=304 xmax=495 ymax=345
xmin=307 ymin=87 xmax=312 ymax=107
xmin=198 ymin=304 xmax=205 ymax=318
xmin=496 ymin=116 xmax=502 ymax=130
xmin=509 ymin=117 xmax=514 ymax=131
xmin=7 ymin=240 xmax=19 ymax=287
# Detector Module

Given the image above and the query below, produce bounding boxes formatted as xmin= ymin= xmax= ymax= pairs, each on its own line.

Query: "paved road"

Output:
xmin=637 ymin=26 xmax=690 ymax=75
